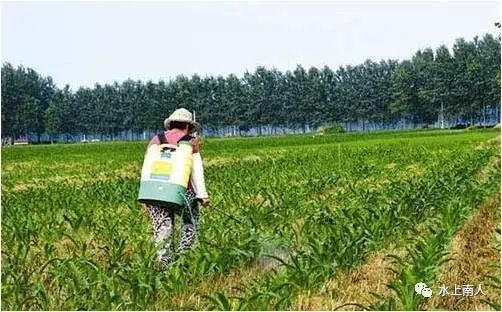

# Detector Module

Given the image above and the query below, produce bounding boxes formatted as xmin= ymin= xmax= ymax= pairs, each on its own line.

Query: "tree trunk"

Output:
xmin=483 ymin=104 xmax=486 ymax=127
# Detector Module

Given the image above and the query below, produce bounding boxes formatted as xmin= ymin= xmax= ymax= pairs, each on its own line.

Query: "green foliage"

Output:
xmin=323 ymin=123 xmax=346 ymax=134
xmin=1 ymin=34 xmax=501 ymax=141
xmin=1 ymin=63 xmax=55 ymax=142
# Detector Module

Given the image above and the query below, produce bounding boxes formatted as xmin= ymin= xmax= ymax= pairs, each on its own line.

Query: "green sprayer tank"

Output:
xmin=138 ymin=141 xmax=193 ymax=207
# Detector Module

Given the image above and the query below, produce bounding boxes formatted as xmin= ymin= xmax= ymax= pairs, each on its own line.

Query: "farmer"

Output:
xmin=143 ymin=108 xmax=210 ymax=265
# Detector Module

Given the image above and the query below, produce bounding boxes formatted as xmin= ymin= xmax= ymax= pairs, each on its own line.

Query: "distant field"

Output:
xmin=1 ymin=129 xmax=500 ymax=310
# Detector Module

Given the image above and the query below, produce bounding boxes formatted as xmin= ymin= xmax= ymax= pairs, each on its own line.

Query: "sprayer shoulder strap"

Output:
xmin=157 ymin=132 xmax=167 ymax=144
xmin=178 ymin=134 xmax=194 ymax=143
xmin=158 ymin=132 xmax=193 ymax=145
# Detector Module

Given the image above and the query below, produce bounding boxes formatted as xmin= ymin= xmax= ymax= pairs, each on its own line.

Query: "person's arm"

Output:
xmin=190 ymin=152 xmax=209 ymax=206
xmin=190 ymin=136 xmax=210 ymax=206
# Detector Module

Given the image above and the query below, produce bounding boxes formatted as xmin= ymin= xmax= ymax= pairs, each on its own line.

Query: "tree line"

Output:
xmin=2 ymin=33 xmax=500 ymax=143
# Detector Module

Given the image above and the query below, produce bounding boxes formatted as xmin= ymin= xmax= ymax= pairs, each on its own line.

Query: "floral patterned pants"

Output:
xmin=146 ymin=189 xmax=199 ymax=264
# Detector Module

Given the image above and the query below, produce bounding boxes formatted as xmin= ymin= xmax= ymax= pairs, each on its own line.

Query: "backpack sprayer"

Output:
xmin=138 ymin=141 xmax=193 ymax=206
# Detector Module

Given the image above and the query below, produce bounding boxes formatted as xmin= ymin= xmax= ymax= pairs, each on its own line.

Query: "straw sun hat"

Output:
xmin=164 ymin=108 xmax=201 ymax=132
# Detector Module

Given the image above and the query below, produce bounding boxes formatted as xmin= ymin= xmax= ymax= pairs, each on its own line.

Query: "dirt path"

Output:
xmin=157 ymin=263 xmax=275 ymax=309
xmin=422 ymin=194 xmax=500 ymax=311
xmin=292 ymin=246 xmax=405 ymax=310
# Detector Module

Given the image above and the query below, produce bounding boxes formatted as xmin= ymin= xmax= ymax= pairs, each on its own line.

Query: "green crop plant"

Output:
xmin=1 ymin=129 xmax=500 ymax=310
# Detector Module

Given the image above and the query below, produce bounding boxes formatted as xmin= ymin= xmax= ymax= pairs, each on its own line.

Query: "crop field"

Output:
xmin=1 ymin=129 xmax=501 ymax=310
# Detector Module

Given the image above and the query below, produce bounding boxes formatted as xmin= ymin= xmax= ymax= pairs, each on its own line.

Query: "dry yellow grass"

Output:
xmin=477 ymin=155 xmax=500 ymax=184
xmin=248 ymin=193 xmax=273 ymax=207
xmin=204 ymin=156 xmax=238 ymax=167
xmin=164 ymin=263 xmax=273 ymax=309
xmin=397 ymin=163 xmax=423 ymax=180
xmin=293 ymin=188 xmax=500 ymax=311
xmin=1 ymin=160 xmax=40 ymax=173
xmin=204 ymin=154 xmax=269 ymax=167
xmin=475 ymin=135 xmax=500 ymax=150
xmin=292 ymin=246 xmax=406 ymax=310
xmin=7 ymin=164 xmax=141 ymax=192
xmin=386 ymin=162 xmax=397 ymax=169
xmin=422 ymin=194 xmax=501 ymax=311
xmin=243 ymin=155 xmax=262 ymax=162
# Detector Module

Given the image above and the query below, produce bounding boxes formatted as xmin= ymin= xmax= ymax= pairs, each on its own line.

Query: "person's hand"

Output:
xmin=142 ymin=203 xmax=149 ymax=214
xmin=199 ymin=198 xmax=210 ymax=207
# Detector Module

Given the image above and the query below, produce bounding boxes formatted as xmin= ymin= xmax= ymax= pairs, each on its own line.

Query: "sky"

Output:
xmin=2 ymin=1 xmax=500 ymax=89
